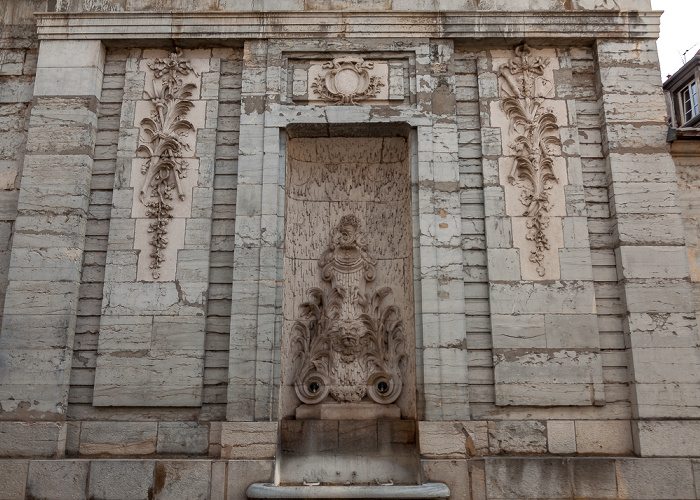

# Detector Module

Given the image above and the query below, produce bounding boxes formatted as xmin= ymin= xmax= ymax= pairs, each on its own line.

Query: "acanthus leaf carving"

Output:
xmin=499 ymin=43 xmax=561 ymax=277
xmin=311 ymin=56 xmax=385 ymax=106
xmin=137 ymin=48 xmax=199 ymax=279
xmin=292 ymin=215 xmax=406 ymax=405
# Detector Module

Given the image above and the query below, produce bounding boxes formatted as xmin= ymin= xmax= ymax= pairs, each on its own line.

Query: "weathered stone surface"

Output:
xmin=634 ymin=421 xmax=700 ymax=457
xmin=0 ymin=423 xmax=66 ymax=458
xmin=153 ymin=461 xmax=211 ymax=500
xmin=485 ymin=458 xmax=572 ymax=499
xmin=422 ymin=460 xmax=469 ymax=500
xmin=547 ymin=420 xmax=576 ymax=455
xmin=488 ymin=421 xmax=546 ymax=455
xmin=572 ymin=459 xmax=617 ymax=499
xmin=616 ymin=458 xmax=696 ymax=500
xmin=88 ymin=460 xmax=156 ymax=500
xmin=156 ymin=422 xmax=209 ymax=455
xmin=220 ymin=422 xmax=277 ymax=459
xmin=575 ymin=420 xmax=633 ymax=456
xmin=79 ymin=422 xmax=157 ymax=456
xmin=26 ymin=460 xmax=88 ymax=500
xmin=419 ymin=421 xmax=488 ymax=459
xmin=0 ymin=460 xmax=28 ymax=500
xmin=227 ymin=460 xmax=274 ymax=499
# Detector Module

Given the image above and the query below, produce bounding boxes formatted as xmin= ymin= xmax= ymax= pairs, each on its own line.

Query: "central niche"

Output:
xmin=280 ymin=125 xmax=415 ymax=420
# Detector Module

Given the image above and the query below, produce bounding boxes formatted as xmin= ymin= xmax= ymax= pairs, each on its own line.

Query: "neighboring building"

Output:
xmin=1 ymin=1 xmax=700 ymax=499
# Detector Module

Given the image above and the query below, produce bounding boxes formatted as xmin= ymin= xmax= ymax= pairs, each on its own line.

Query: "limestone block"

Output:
xmin=220 ymin=422 xmax=277 ymax=459
xmin=491 ymin=314 xmax=546 ymax=349
xmin=634 ymin=421 xmax=700 ymax=457
xmin=422 ymin=460 xmax=469 ymax=500
xmin=26 ymin=460 xmax=88 ymax=500
xmin=153 ymin=461 xmax=211 ymax=500
xmin=486 ymin=248 xmax=520 ymax=281
xmin=633 ymin=383 xmax=700 ymax=419
xmin=544 ymin=314 xmax=599 ymax=348
xmin=485 ymin=458 xmax=571 ymax=499
xmin=419 ymin=421 xmax=487 ymax=459
xmin=609 ymin=182 xmax=681 ymax=215
xmin=37 ymin=40 xmax=105 ymax=70
xmin=547 ymin=420 xmax=576 ymax=455
xmin=488 ymin=421 xmax=546 ymax=455
xmin=628 ymin=347 xmax=700 ymax=384
xmin=616 ymin=246 xmax=690 ymax=280
xmin=210 ymin=461 xmax=226 ymax=500
xmin=616 ymin=458 xmax=696 ymax=500
xmin=489 ymin=281 xmax=596 ymax=315
xmin=79 ymin=422 xmax=157 ymax=456
xmin=34 ymin=67 xmax=105 ymax=99
xmin=226 ymin=460 xmax=274 ymax=500
xmin=623 ymin=281 xmax=695 ymax=314
xmin=572 ymin=459 xmax=617 ymax=499
xmin=157 ymin=422 xmax=209 ymax=455
xmin=0 ymin=422 xmax=66 ymax=458
xmin=575 ymin=420 xmax=633 ymax=456
xmin=0 ymin=460 xmax=28 ymax=499
xmin=470 ymin=461 xmax=486 ymax=500
xmin=88 ymin=460 xmax=156 ymax=500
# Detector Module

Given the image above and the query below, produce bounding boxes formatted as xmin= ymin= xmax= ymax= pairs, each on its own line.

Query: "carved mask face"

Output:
xmin=329 ymin=319 xmax=368 ymax=362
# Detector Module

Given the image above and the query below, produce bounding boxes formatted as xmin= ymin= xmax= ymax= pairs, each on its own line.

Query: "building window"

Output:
xmin=680 ymin=81 xmax=699 ymax=125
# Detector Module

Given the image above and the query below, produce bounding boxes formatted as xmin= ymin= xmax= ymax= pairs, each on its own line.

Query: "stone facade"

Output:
xmin=1 ymin=0 xmax=700 ymax=499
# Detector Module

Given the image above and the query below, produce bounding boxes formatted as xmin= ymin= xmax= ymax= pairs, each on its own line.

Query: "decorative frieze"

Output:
xmin=291 ymin=215 xmax=407 ymax=406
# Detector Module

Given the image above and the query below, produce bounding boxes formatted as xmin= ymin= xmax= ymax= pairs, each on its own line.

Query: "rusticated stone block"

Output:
xmin=26 ymin=460 xmax=88 ymax=500
xmin=220 ymin=422 xmax=277 ymax=459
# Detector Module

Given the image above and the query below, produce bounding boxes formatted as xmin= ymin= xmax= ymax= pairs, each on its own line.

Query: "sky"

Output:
xmin=651 ymin=0 xmax=700 ymax=81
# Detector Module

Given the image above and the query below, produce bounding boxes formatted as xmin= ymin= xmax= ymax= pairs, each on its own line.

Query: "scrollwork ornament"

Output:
xmin=291 ymin=215 xmax=406 ymax=405
xmin=312 ymin=56 xmax=385 ymax=105
xmin=137 ymin=48 xmax=199 ymax=279
xmin=499 ymin=43 xmax=561 ymax=277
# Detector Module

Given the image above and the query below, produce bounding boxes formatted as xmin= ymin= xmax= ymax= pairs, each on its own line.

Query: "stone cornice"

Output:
xmin=35 ymin=11 xmax=660 ymax=41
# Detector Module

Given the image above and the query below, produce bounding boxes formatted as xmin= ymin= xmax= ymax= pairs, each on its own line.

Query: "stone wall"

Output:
xmin=2 ymin=1 xmax=700 ymax=499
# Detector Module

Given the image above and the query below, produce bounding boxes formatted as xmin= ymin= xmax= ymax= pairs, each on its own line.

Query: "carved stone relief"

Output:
xmin=132 ymin=48 xmax=207 ymax=280
xmin=495 ymin=44 xmax=567 ymax=279
xmin=291 ymin=215 xmax=407 ymax=405
xmin=310 ymin=57 xmax=387 ymax=105
xmin=281 ymin=135 xmax=415 ymax=419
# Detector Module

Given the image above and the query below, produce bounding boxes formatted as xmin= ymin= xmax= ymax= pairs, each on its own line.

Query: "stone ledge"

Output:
xmin=35 ymin=11 xmax=660 ymax=41
xmin=246 ymin=482 xmax=450 ymax=499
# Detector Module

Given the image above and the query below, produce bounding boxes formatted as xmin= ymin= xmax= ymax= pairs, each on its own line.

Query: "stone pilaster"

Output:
xmin=416 ymin=39 xmax=470 ymax=419
xmin=595 ymin=39 xmax=700 ymax=439
xmin=0 ymin=40 xmax=105 ymax=453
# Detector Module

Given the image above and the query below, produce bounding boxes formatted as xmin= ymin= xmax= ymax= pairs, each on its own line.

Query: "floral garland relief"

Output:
xmin=137 ymin=49 xmax=198 ymax=279
xmin=498 ymin=44 xmax=562 ymax=278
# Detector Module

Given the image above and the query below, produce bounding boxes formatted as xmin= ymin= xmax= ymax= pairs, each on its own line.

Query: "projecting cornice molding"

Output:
xmin=35 ymin=10 xmax=660 ymax=41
